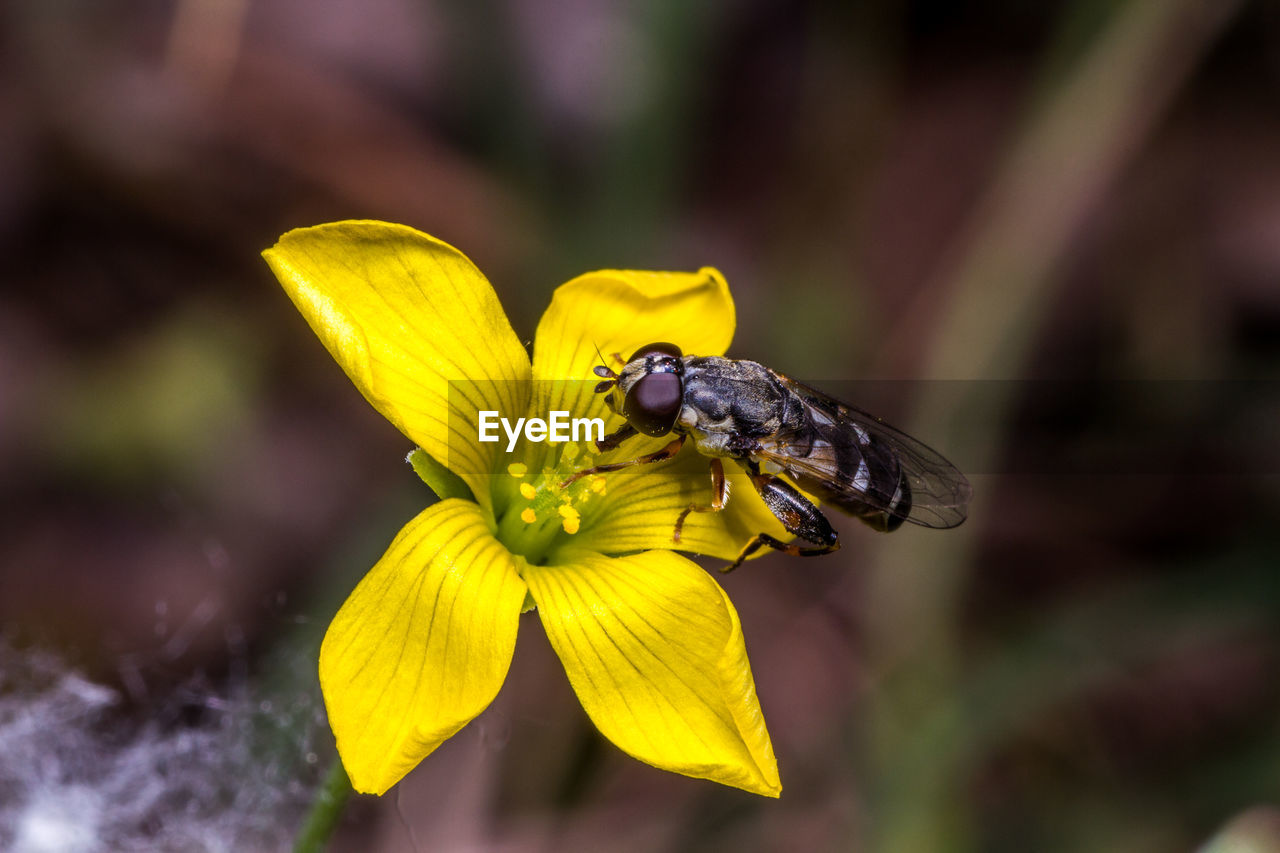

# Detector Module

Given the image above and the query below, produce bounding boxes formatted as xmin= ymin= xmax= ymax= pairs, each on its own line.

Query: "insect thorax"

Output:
xmin=678 ymin=357 xmax=801 ymax=454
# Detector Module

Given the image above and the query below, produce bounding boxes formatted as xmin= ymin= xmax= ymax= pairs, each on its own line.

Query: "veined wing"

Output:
xmin=754 ymin=372 xmax=971 ymax=530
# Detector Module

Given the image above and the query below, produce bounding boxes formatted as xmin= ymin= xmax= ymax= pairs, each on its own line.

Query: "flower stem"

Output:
xmin=293 ymin=759 xmax=353 ymax=853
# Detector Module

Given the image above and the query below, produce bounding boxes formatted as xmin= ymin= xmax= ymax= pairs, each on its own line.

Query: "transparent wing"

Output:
xmin=755 ymin=374 xmax=971 ymax=529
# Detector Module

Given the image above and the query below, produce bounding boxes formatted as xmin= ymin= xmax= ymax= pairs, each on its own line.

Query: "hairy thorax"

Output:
xmin=676 ymin=357 xmax=805 ymax=457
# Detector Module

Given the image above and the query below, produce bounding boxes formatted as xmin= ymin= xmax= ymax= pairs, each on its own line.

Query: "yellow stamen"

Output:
xmin=558 ymin=505 xmax=580 ymax=520
xmin=561 ymin=516 xmax=581 ymax=535
xmin=590 ymin=476 xmax=607 ymax=494
xmin=507 ymin=462 xmax=528 ymax=478
xmin=520 ymin=507 xmax=537 ymax=524
xmin=519 ymin=483 xmax=537 ymax=500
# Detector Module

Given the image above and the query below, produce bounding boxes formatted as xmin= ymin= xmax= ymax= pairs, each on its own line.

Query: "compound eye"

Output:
xmin=628 ymin=341 xmax=683 ymax=362
xmin=623 ymin=371 xmax=683 ymax=436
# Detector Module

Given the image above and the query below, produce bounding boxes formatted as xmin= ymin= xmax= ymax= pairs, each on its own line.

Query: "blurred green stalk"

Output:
xmin=293 ymin=760 xmax=353 ymax=853
xmin=863 ymin=1 xmax=1242 ymax=850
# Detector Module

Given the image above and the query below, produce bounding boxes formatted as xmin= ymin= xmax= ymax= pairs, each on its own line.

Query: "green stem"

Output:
xmin=293 ymin=759 xmax=353 ymax=853
xmin=862 ymin=0 xmax=1244 ymax=850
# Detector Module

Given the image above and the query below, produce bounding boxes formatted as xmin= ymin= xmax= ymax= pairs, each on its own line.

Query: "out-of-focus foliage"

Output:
xmin=1 ymin=1 xmax=1277 ymax=850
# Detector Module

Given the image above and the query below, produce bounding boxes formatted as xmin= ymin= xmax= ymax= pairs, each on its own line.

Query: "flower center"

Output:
xmin=495 ymin=442 xmax=607 ymax=563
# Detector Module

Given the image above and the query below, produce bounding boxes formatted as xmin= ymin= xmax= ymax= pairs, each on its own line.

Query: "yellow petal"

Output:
xmin=529 ymin=268 xmax=735 ymax=461
xmin=568 ymin=446 xmax=792 ymax=561
xmin=264 ymin=221 xmax=531 ymax=507
xmin=524 ymin=551 xmax=780 ymax=797
xmin=319 ymin=499 xmax=527 ymax=795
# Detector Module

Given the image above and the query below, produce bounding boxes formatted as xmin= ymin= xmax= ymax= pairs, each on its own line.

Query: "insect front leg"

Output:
xmin=725 ymin=463 xmax=839 ymax=572
xmin=595 ymin=423 xmax=637 ymax=452
xmin=672 ymin=458 xmax=727 ymax=544
xmin=560 ymin=434 xmax=685 ymax=488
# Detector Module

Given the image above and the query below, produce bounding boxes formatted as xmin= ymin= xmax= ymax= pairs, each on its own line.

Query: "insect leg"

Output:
xmin=724 ymin=465 xmax=839 ymax=572
xmin=560 ymin=434 xmax=685 ymax=488
xmin=595 ymin=423 xmax=637 ymax=452
xmin=672 ymin=458 xmax=727 ymax=544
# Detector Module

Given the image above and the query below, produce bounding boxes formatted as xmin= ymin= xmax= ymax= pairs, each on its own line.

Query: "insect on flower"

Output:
xmin=567 ymin=343 xmax=972 ymax=570
xmin=263 ymin=220 xmax=792 ymax=799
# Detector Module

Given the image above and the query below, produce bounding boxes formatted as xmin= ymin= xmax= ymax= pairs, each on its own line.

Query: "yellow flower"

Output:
xmin=263 ymin=221 xmax=789 ymax=798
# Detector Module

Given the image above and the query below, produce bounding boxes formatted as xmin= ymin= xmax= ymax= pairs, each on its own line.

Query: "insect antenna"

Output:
xmin=591 ymin=341 xmax=617 ymax=392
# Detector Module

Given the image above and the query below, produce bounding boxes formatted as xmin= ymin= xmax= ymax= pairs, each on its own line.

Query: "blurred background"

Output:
xmin=1 ymin=0 xmax=1278 ymax=850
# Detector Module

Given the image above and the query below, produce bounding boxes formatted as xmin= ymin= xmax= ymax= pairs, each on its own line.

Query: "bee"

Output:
xmin=564 ymin=342 xmax=971 ymax=571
